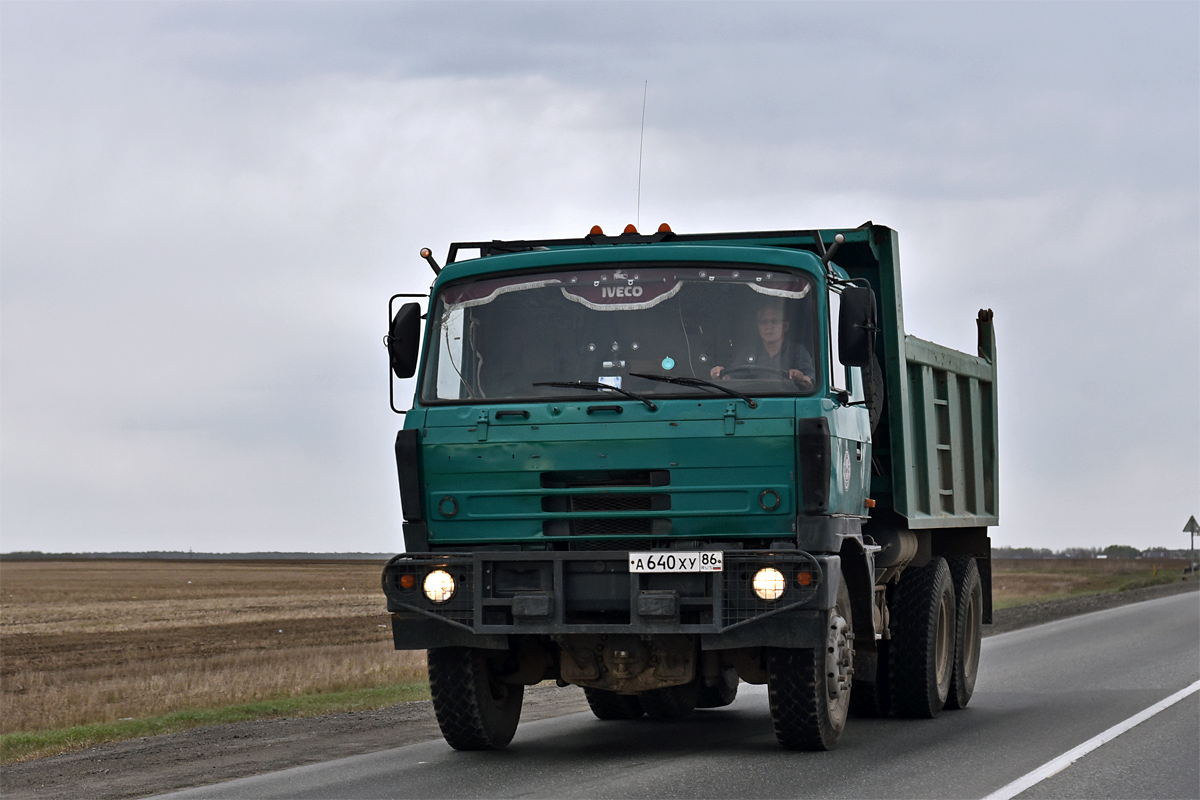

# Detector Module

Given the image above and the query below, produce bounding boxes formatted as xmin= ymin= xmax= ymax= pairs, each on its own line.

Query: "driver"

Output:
xmin=710 ymin=301 xmax=815 ymax=391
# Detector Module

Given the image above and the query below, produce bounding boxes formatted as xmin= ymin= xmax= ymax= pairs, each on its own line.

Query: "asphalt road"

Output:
xmin=157 ymin=592 xmax=1199 ymax=800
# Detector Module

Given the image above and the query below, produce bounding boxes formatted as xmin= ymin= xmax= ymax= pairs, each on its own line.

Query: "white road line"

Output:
xmin=982 ymin=679 xmax=1200 ymax=800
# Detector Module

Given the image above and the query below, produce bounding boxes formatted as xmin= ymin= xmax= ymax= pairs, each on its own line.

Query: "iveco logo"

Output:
xmin=601 ymin=286 xmax=643 ymax=298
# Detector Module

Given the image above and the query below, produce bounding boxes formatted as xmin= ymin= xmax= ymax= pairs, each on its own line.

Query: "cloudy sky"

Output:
xmin=2 ymin=2 xmax=1197 ymax=554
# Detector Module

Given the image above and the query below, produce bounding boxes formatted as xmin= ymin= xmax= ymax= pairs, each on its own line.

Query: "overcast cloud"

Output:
xmin=2 ymin=1 xmax=1197 ymax=554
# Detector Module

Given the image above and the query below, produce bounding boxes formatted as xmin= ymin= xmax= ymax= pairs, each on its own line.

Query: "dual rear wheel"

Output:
xmin=946 ymin=555 xmax=983 ymax=710
xmin=889 ymin=555 xmax=982 ymax=718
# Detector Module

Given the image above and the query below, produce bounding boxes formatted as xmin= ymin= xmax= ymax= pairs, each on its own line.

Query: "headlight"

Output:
xmin=753 ymin=567 xmax=786 ymax=601
xmin=423 ymin=570 xmax=456 ymax=604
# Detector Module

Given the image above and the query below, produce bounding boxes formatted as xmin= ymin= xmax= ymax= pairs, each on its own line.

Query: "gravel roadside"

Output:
xmin=3 ymin=579 xmax=1196 ymax=800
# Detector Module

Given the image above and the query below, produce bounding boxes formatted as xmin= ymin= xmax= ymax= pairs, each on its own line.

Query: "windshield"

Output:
xmin=419 ymin=264 xmax=820 ymax=404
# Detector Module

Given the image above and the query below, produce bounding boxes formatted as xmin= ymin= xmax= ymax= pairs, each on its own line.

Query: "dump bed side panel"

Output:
xmin=901 ymin=330 xmax=998 ymax=528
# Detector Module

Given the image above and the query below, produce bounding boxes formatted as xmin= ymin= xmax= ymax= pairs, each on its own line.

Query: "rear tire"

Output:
xmin=640 ymin=681 xmax=698 ymax=720
xmin=766 ymin=578 xmax=853 ymax=750
xmin=428 ymin=647 xmax=524 ymax=750
xmin=584 ymin=688 xmax=645 ymax=720
xmin=889 ymin=557 xmax=955 ymax=719
xmin=696 ymin=667 xmax=739 ymax=709
xmin=945 ymin=555 xmax=982 ymax=710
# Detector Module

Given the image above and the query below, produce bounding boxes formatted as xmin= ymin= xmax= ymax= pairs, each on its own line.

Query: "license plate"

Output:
xmin=628 ymin=551 xmax=723 ymax=573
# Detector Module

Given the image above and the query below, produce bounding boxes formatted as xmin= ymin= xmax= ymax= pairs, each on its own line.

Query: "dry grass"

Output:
xmin=991 ymin=557 xmax=1189 ymax=609
xmin=1 ymin=560 xmax=386 ymax=635
xmin=1 ymin=560 xmax=426 ymax=735
xmin=3 ymin=643 xmax=427 ymax=734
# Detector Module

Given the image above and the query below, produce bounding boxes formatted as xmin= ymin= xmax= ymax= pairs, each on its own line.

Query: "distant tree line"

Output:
xmin=993 ymin=545 xmax=1193 ymax=559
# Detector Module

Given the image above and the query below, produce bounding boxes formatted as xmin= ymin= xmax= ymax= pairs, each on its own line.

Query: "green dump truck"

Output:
xmin=381 ymin=222 xmax=998 ymax=751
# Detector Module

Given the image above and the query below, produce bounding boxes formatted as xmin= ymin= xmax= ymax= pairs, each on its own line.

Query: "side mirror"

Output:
xmin=388 ymin=303 xmax=422 ymax=379
xmin=838 ymin=286 xmax=876 ymax=367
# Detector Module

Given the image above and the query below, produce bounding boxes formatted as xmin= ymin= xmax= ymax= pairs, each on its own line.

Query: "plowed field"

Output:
xmin=1 ymin=560 xmax=424 ymax=734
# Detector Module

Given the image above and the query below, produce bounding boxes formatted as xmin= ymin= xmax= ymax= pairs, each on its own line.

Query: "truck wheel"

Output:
xmin=583 ymin=688 xmax=645 ymax=720
xmin=696 ymin=666 xmax=739 ymax=709
xmin=849 ymin=639 xmax=891 ymax=718
xmin=945 ymin=555 xmax=982 ymax=710
xmin=427 ymin=647 xmax=524 ymax=750
xmin=766 ymin=579 xmax=853 ymax=750
xmin=639 ymin=681 xmax=698 ymax=720
xmin=889 ymin=557 xmax=955 ymax=719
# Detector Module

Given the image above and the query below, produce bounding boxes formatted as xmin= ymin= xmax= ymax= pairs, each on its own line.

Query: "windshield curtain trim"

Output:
xmin=417 ymin=262 xmax=823 ymax=406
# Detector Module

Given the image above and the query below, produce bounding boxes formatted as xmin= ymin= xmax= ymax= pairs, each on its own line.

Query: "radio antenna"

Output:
xmin=637 ymin=80 xmax=647 ymax=231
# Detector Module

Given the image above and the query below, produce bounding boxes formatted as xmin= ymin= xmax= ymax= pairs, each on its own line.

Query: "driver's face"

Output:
xmin=758 ymin=310 xmax=788 ymax=345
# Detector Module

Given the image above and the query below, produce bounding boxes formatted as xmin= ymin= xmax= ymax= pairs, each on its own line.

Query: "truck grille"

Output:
xmin=540 ymin=470 xmax=673 ymax=546
xmin=543 ymin=518 xmax=673 ymax=538
xmin=541 ymin=494 xmax=670 ymax=513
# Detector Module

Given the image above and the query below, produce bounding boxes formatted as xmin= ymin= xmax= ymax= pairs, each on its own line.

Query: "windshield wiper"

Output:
xmin=628 ymin=373 xmax=758 ymax=409
xmin=533 ymin=381 xmax=657 ymax=411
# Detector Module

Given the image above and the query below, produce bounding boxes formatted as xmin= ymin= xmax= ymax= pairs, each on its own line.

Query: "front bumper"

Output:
xmin=382 ymin=549 xmax=836 ymax=648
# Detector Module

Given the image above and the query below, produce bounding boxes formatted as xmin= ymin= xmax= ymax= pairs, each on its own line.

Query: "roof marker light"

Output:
xmin=624 ymin=224 xmax=638 ymax=234
xmin=658 ymin=222 xmax=672 ymax=233
xmin=590 ymin=225 xmax=604 ymax=235
xmin=419 ymin=247 xmax=441 ymax=275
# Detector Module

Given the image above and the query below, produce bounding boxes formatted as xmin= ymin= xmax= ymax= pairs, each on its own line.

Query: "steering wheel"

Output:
xmin=719 ymin=365 xmax=792 ymax=380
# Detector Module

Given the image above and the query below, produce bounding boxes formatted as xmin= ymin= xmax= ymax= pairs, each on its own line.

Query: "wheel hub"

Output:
xmin=825 ymin=611 xmax=854 ymax=700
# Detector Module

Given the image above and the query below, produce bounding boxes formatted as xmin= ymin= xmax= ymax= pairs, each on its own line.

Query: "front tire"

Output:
xmin=584 ymin=688 xmax=645 ymax=720
xmin=766 ymin=578 xmax=853 ymax=750
xmin=428 ymin=647 xmax=524 ymax=750
xmin=889 ymin=557 xmax=955 ymax=719
xmin=945 ymin=555 xmax=983 ymax=710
